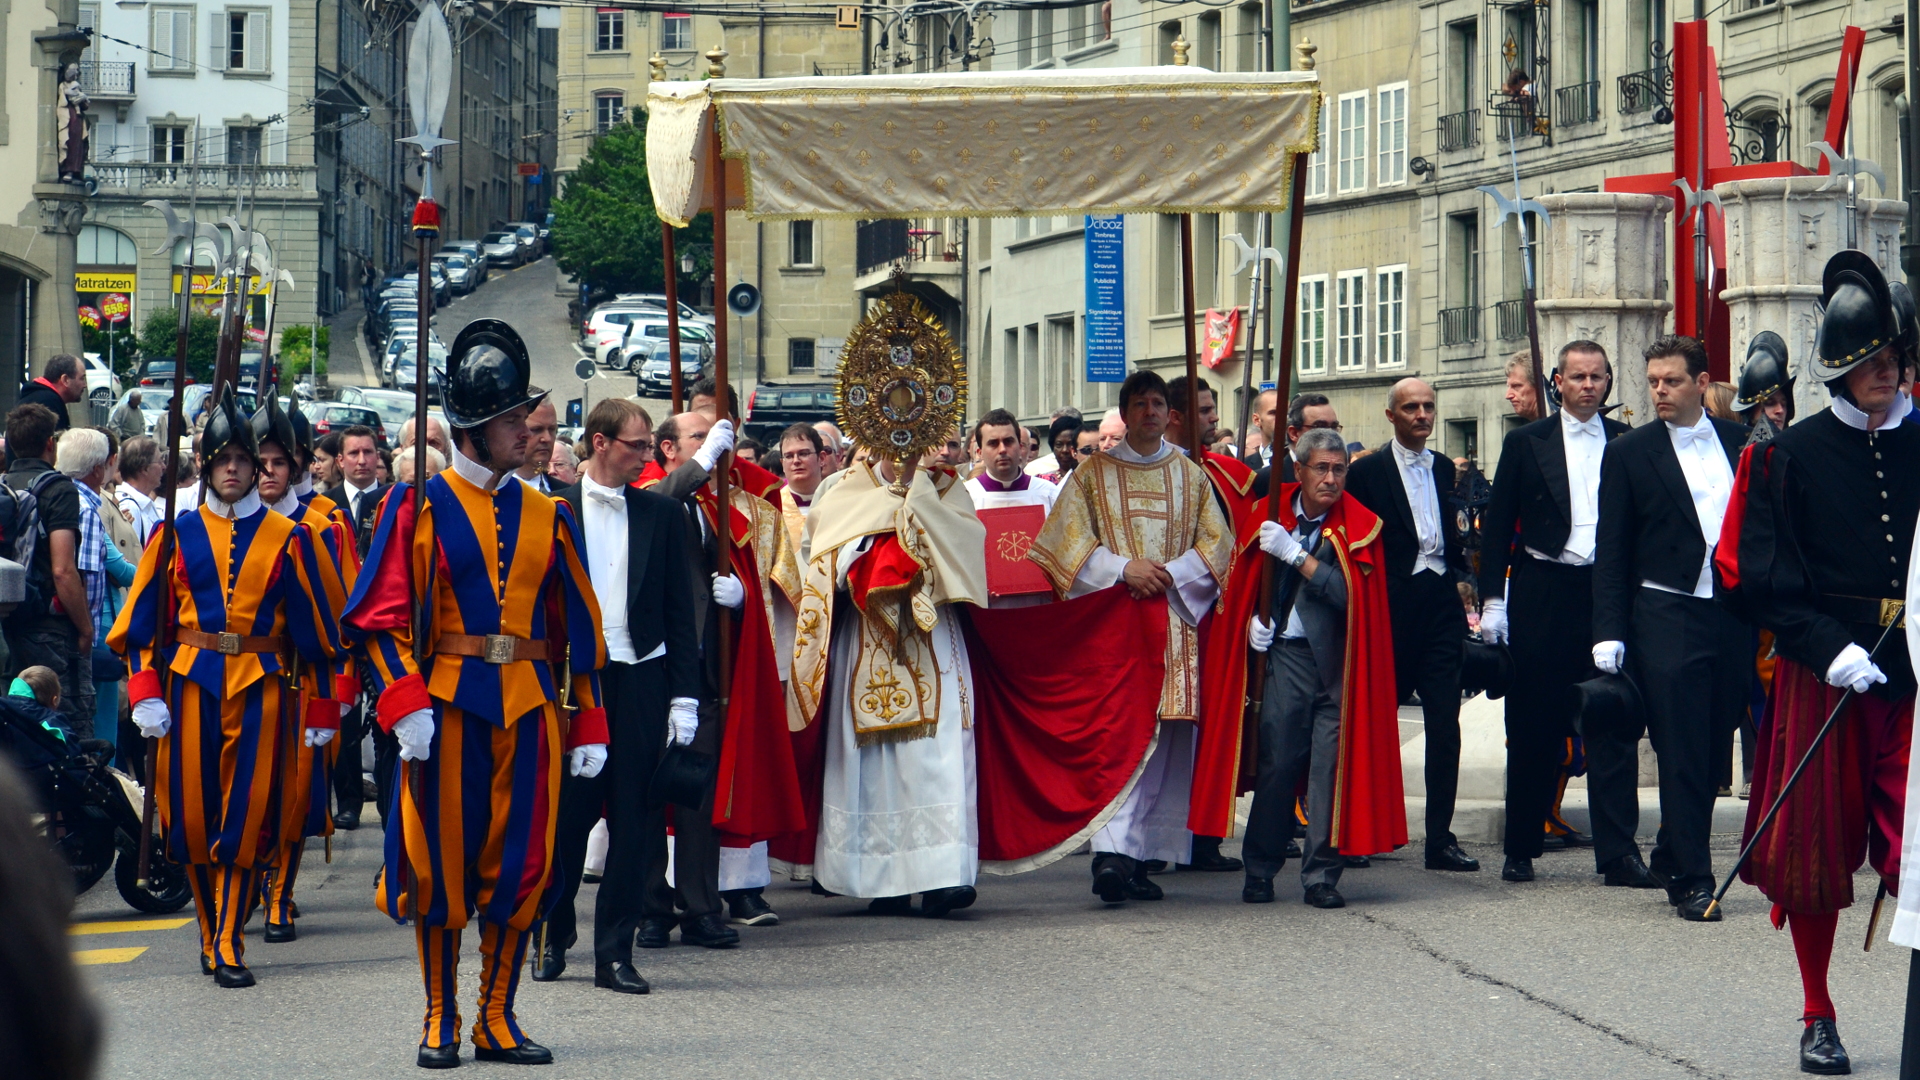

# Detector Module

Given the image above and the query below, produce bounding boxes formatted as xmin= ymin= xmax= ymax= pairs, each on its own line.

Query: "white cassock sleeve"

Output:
xmin=1162 ymin=548 xmax=1220 ymax=627
xmin=1067 ymin=546 xmax=1129 ymax=599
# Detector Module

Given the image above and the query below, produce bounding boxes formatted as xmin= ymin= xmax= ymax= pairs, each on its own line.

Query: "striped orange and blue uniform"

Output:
xmin=264 ymin=493 xmax=360 ymax=928
xmin=343 ymin=468 xmax=604 ymax=1053
xmin=107 ymin=501 xmax=340 ymax=971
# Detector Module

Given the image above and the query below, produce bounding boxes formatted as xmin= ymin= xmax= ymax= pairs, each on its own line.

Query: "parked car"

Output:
xmin=353 ymin=388 xmax=427 ymax=444
xmin=582 ymin=303 xmax=654 ymax=357
xmin=506 ymin=222 xmax=541 ymax=259
xmin=436 ymin=242 xmax=489 ymax=285
xmin=388 ymin=341 xmax=449 ymax=390
xmin=636 ymin=341 xmax=712 ymax=397
xmin=81 ymin=352 xmax=122 ymax=405
xmin=613 ymin=293 xmax=710 ymax=325
xmin=607 ymin=318 xmax=712 ymax=371
xmin=539 ymin=213 xmax=552 ymax=246
xmin=136 ymin=358 xmax=191 ymax=390
xmin=183 ymin=384 xmax=260 ymax=428
xmin=743 ymin=381 xmax=838 ymax=446
xmin=433 ymin=253 xmax=478 ymax=294
xmin=302 ymin=402 xmax=389 ymax=447
xmin=481 ymin=232 xmax=523 ymax=267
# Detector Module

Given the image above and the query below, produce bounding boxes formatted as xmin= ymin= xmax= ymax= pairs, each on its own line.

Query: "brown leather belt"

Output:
xmin=435 ymin=634 xmax=551 ymax=664
xmin=177 ymin=627 xmax=287 ymax=656
xmin=1820 ymin=595 xmax=1907 ymax=629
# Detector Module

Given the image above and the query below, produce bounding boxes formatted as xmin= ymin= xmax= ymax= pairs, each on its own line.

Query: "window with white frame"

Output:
xmin=221 ymin=9 xmax=269 ymax=73
xmin=151 ymin=123 xmax=191 ymax=163
xmin=1307 ymin=101 xmax=1329 ymax=198
xmin=1377 ymin=83 xmax=1408 ymax=185
xmin=1337 ymin=91 xmax=1368 ymax=193
xmin=150 ymin=6 xmax=194 ymax=72
xmin=595 ymin=92 xmax=626 ymax=132
xmin=662 ymin=12 xmax=692 ymax=50
xmin=1297 ymin=275 xmax=1328 ymax=375
xmin=1375 ymin=265 xmax=1407 ymax=368
xmin=1335 ymin=269 xmax=1367 ymax=370
xmin=595 ymin=8 xmax=625 ymax=51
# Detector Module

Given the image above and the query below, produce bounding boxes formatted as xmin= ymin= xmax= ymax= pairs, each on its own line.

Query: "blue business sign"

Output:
xmin=1085 ymin=215 xmax=1126 ymax=382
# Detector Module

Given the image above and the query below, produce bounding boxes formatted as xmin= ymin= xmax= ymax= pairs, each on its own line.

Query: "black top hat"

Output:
xmin=1813 ymin=251 xmax=1899 ymax=383
xmin=249 ymin=390 xmax=298 ymax=461
xmin=1460 ymin=639 xmax=1514 ymax=700
xmin=648 ymin=745 xmax=716 ymax=812
xmin=444 ymin=318 xmax=548 ymax=430
xmin=1570 ymin=671 xmax=1643 ymax=739
xmin=199 ymin=384 xmax=259 ymax=469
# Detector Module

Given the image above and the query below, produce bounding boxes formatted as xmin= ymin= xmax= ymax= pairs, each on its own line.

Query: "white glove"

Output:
xmin=1592 ymin=641 xmax=1625 ymax=675
xmin=569 ymin=743 xmax=607 ymax=779
xmin=1248 ymin=615 xmax=1275 ymax=654
xmin=667 ymin=696 xmax=699 ymax=747
xmin=394 ymin=709 xmax=435 ymax=762
xmin=712 ymin=573 xmax=745 ymax=609
xmin=1257 ymin=519 xmax=1303 ymax=563
xmin=305 ymin=727 xmax=337 ymax=748
xmin=1826 ymin=643 xmax=1888 ymax=694
xmin=133 ymin=697 xmax=171 ymax=739
xmin=694 ymin=419 xmax=736 ymax=472
xmin=1480 ymin=597 xmax=1509 ymax=645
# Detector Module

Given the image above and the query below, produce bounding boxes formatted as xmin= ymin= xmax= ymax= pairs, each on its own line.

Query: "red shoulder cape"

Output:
xmin=1189 ymin=449 xmax=1264 ymax=837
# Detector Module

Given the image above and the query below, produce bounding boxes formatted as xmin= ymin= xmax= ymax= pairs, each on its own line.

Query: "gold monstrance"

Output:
xmin=836 ymin=273 xmax=967 ymax=492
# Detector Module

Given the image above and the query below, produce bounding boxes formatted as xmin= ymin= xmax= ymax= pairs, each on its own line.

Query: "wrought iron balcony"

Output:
xmin=813 ymin=62 xmax=862 ymax=76
xmin=1617 ymin=66 xmax=1671 ymax=116
xmin=1556 ymin=81 xmax=1601 ymax=128
xmin=78 ymin=61 xmax=135 ymax=99
xmin=1487 ymin=93 xmax=1548 ymax=141
xmin=1495 ymin=299 xmax=1527 ymax=341
xmin=1438 ymin=109 xmax=1480 ymax=152
xmin=1439 ymin=305 xmax=1480 ymax=347
xmin=856 ymin=218 xmax=910 ymax=276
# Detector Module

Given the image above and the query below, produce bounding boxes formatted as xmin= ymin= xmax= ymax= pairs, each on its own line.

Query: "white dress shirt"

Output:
xmin=1528 ymin=409 xmax=1605 ymax=565
xmin=1065 ymin=436 xmax=1221 ymax=625
xmin=1643 ymin=413 xmax=1734 ymax=599
xmin=341 ymin=477 xmax=380 ymax=521
xmin=116 ymin=484 xmax=161 ymax=544
xmin=1388 ymin=438 xmax=1448 ymax=576
xmin=1280 ymin=496 xmax=1326 ymax=641
xmin=578 ymin=474 xmax=638 ymax=663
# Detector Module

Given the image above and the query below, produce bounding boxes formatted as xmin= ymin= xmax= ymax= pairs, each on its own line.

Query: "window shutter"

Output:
xmin=151 ymin=10 xmax=172 ymax=70
xmin=246 ymin=11 xmax=267 ymax=72
xmin=136 ymin=122 xmax=151 ymax=163
xmin=209 ymin=11 xmax=226 ymax=70
xmin=268 ymin=124 xmax=286 ymax=164
xmin=205 ymin=127 xmax=224 ymax=165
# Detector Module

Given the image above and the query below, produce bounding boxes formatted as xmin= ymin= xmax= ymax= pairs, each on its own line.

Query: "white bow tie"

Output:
xmin=587 ymin=488 xmax=625 ymax=508
xmin=1673 ymin=422 xmax=1714 ymax=448
xmin=1566 ymin=416 xmax=1603 ymax=438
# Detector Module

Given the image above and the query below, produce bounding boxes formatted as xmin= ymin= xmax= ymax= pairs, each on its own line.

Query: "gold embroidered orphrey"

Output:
xmin=836 ymin=282 xmax=967 ymax=485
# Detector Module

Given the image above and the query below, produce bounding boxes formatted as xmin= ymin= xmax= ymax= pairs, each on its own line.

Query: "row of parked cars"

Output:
xmin=362 ymin=220 xmax=549 ymax=389
xmin=581 ymin=295 xmax=719 ymax=398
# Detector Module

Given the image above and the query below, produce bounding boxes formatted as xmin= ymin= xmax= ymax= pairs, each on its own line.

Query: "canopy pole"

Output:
xmin=664 ymin=224 xmax=685 ymax=413
xmin=1179 ymin=213 xmax=1200 ymax=454
xmin=706 ymin=49 xmax=735 ymax=730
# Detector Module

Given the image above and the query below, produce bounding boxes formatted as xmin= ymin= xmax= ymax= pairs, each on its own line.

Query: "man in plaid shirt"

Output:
xmin=58 ymin=430 xmax=111 ymax=640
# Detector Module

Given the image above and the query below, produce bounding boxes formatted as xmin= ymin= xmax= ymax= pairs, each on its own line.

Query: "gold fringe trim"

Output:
xmin=853 ymin=718 xmax=939 ymax=747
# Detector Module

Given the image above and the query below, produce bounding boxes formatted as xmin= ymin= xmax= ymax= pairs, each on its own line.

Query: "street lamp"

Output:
xmin=680 ymin=250 xmax=696 ymax=276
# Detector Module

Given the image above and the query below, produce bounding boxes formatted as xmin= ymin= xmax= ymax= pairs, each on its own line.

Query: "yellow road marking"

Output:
xmin=73 ymin=947 xmax=147 ymax=965
xmin=69 ymin=918 xmax=193 ymax=936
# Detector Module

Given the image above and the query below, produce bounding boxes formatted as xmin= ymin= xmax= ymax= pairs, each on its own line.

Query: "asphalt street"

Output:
xmin=72 ymin=822 xmax=1912 ymax=1080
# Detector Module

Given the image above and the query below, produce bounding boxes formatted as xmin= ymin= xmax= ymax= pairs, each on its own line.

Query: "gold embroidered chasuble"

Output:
xmin=1027 ymin=449 xmax=1234 ymax=719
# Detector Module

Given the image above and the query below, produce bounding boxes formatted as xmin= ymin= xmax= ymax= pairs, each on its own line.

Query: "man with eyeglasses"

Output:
xmin=1241 ymin=427 xmax=1404 ymax=908
xmin=778 ymin=423 xmax=827 ymax=555
xmin=1253 ymin=393 xmax=1341 ymax=498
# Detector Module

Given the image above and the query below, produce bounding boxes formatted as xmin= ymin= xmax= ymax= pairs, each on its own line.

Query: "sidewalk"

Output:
xmin=321 ymin=302 xmax=376 ymax=388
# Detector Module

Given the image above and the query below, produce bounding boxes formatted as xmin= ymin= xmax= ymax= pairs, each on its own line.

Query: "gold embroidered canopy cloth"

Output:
xmin=644 ymin=68 xmax=1322 ymax=228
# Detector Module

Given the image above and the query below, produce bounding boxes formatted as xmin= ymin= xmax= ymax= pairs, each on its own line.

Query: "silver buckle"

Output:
xmin=216 ymin=632 xmax=241 ymax=656
xmin=483 ymin=634 xmax=517 ymax=664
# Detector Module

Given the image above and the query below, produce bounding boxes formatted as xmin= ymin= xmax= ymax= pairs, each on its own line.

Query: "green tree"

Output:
xmin=550 ymin=119 xmax=712 ymax=296
xmin=136 ymin=310 xmax=220 ymax=383
xmin=81 ymin=322 xmax=140 ymax=378
xmin=278 ymin=325 xmax=329 ymax=382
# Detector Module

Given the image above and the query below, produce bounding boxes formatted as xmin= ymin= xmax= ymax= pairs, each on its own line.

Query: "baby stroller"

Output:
xmin=0 ymin=693 xmax=190 ymax=914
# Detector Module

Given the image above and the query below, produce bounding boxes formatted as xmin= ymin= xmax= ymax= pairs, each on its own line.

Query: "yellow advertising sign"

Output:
xmin=171 ymin=273 xmax=273 ymax=297
xmin=76 ymin=272 xmax=137 ymax=292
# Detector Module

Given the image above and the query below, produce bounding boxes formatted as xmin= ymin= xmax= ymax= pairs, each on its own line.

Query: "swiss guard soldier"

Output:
xmin=1731 ymin=331 xmax=1794 ymax=441
xmin=343 ymin=320 xmax=607 ymax=1069
xmin=253 ymin=393 xmax=358 ymax=943
xmin=107 ymin=386 xmax=343 ymax=987
xmin=1716 ymin=251 xmax=1920 ymax=1076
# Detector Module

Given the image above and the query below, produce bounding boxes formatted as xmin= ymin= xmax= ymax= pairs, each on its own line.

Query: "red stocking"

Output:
xmin=1788 ymin=910 xmax=1839 ymax=1023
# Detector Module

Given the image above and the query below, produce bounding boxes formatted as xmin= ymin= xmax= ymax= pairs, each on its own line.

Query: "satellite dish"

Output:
xmin=574 ymin=357 xmax=596 ymax=381
xmin=726 ymin=282 xmax=761 ymax=317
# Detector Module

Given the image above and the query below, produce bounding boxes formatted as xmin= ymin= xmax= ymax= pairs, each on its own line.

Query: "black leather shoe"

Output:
xmin=1800 ymin=1018 xmax=1851 ymax=1075
xmin=635 ymin=916 xmax=676 ymax=949
xmin=1304 ymin=883 xmax=1346 ymax=909
xmin=200 ymin=954 xmax=214 ymax=976
xmin=1343 ymin=854 xmax=1371 ymax=869
xmin=1178 ymin=836 xmax=1245 ymax=872
xmin=680 ymin=913 xmax=740 ymax=948
xmin=594 ymin=961 xmax=650 ymax=994
xmin=1140 ymin=859 xmax=1169 ymax=874
xmin=264 ymin=921 xmax=296 ymax=944
xmin=1558 ymin=830 xmax=1594 ymax=848
xmin=726 ymin=889 xmax=779 ymax=926
xmin=1123 ymin=867 xmax=1164 ymax=901
xmin=809 ymin=880 xmax=840 ymax=898
xmin=1092 ymin=864 xmax=1128 ymax=904
xmin=1284 ymin=839 xmax=1303 ymax=858
xmin=1242 ymin=875 xmax=1275 ymax=904
xmin=1674 ymin=889 xmax=1723 ymax=922
xmin=1425 ymin=844 xmax=1480 ymax=872
xmin=529 ymin=934 xmax=565 ymax=982
xmin=581 ymin=871 xmax=602 ymax=884
xmin=213 ymin=964 xmax=256 ymax=988
xmin=473 ymin=1040 xmax=553 ymax=1065
xmin=1540 ymin=833 xmax=1567 ymax=851
xmin=1502 ymin=856 xmax=1535 ymax=882
xmin=333 ymin=809 xmax=360 ymax=831
xmin=868 ymin=895 xmax=915 ymax=916
xmin=1600 ymin=853 xmax=1665 ymax=889
xmin=920 ymin=885 xmax=977 ymax=918
xmin=416 ymin=1043 xmax=462 ymax=1069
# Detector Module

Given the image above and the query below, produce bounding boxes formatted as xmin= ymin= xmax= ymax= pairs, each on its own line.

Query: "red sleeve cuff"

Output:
xmin=567 ymin=707 xmax=609 ymax=750
xmin=128 ymin=668 xmax=161 ymax=705
xmin=305 ymin=699 xmax=343 ymax=731
xmin=335 ymin=673 xmax=358 ymax=703
xmin=375 ymin=673 xmax=431 ymax=733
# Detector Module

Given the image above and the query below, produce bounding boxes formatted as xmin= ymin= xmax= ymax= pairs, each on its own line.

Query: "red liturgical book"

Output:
xmin=977 ymin=505 xmax=1054 ymax=597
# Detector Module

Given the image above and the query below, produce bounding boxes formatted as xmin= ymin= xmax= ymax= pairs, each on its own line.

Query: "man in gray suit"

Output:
xmin=1240 ymin=427 xmax=1356 ymax=909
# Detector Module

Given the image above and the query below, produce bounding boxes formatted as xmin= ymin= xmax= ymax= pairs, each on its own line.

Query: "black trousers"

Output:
xmin=1589 ymin=587 xmax=1746 ymax=890
xmin=1242 ymin=640 xmax=1344 ymax=890
xmin=1503 ymin=558 xmax=1596 ymax=860
xmin=331 ymin=701 xmax=367 ymax=818
xmin=1389 ymin=569 xmax=1467 ymax=854
xmin=645 ymin=695 xmax=723 ymax=923
xmin=542 ymin=658 xmax=671 ymax=964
